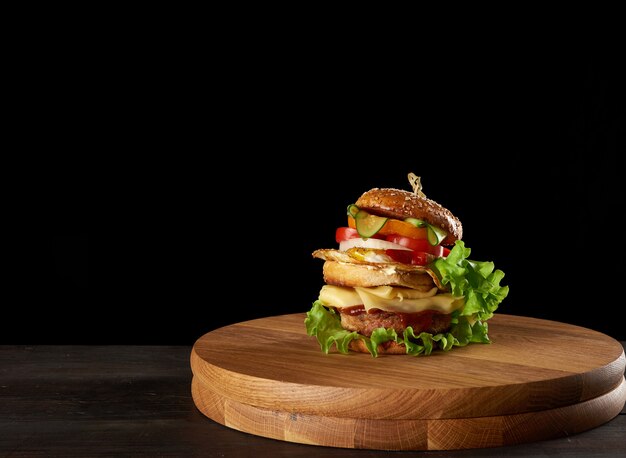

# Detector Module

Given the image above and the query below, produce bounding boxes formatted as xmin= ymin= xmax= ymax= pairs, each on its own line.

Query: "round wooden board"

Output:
xmin=191 ymin=313 xmax=626 ymax=450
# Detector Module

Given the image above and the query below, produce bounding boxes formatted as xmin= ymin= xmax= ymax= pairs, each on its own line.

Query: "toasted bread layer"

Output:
xmin=322 ymin=260 xmax=438 ymax=290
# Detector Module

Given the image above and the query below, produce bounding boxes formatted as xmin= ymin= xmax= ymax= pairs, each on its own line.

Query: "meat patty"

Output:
xmin=338 ymin=306 xmax=452 ymax=337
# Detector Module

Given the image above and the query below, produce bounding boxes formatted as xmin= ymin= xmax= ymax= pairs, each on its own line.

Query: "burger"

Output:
xmin=305 ymin=174 xmax=509 ymax=357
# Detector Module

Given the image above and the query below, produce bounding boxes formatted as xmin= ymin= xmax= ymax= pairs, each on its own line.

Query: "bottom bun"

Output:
xmin=349 ymin=338 xmax=407 ymax=355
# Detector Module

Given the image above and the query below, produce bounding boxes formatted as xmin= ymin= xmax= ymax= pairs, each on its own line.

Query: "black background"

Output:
xmin=12 ymin=46 xmax=624 ymax=344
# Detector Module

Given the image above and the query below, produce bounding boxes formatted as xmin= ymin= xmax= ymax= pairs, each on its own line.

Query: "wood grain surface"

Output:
xmin=1 ymin=345 xmax=625 ymax=457
xmin=192 ymin=377 xmax=625 ymax=451
xmin=191 ymin=313 xmax=626 ymax=450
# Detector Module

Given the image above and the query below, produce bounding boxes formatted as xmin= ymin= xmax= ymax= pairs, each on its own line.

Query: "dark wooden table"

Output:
xmin=1 ymin=344 xmax=624 ymax=457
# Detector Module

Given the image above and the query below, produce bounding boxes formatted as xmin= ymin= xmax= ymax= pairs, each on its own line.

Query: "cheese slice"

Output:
xmin=318 ymin=285 xmax=362 ymax=308
xmin=319 ymin=285 xmax=464 ymax=314
xmin=355 ymin=285 xmax=438 ymax=300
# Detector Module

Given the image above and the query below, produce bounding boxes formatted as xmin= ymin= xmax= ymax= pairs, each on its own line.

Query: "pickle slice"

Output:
xmin=406 ymin=217 xmax=447 ymax=246
xmin=346 ymin=204 xmax=360 ymax=218
xmin=404 ymin=217 xmax=427 ymax=228
xmin=355 ymin=211 xmax=388 ymax=238
xmin=427 ymin=225 xmax=447 ymax=246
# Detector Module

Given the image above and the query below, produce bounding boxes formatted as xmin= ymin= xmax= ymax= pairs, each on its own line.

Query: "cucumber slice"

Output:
xmin=427 ymin=225 xmax=447 ymax=246
xmin=406 ymin=217 xmax=447 ymax=245
xmin=347 ymin=204 xmax=360 ymax=218
xmin=355 ymin=213 xmax=388 ymax=238
xmin=404 ymin=217 xmax=427 ymax=228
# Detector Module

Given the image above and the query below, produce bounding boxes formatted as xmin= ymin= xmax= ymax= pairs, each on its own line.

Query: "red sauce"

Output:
xmin=341 ymin=305 xmax=367 ymax=316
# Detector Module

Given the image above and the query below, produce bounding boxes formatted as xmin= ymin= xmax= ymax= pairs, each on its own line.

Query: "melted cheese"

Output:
xmin=319 ymin=285 xmax=464 ymax=314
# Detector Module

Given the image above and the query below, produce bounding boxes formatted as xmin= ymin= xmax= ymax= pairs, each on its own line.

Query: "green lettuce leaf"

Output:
xmin=305 ymin=301 xmax=359 ymax=354
xmin=305 ymin=240 xmax=508 ymax=357
xmin=432 ymin=241 xmax=509 ymax=322
xmin=365 ymin=328 xmax=397 ymax=357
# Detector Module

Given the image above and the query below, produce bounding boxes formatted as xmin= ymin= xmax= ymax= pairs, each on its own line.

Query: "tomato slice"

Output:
xmin=385 ymin=249 xmax=434 ymax=266
xmin=411 ymin=251 xmax=435 ymax=266
xmin=386 ymin=235 xmax=443 ymax=257
xmin=386 ymin=235 xmax=431 ymax=252
xmin=336 ymin=227 xmax=358 ymax=243
xmin=336 ymin=227 xmax=385 ymax=243
xmin=341 ymin=220 xmax=449 ymax=261
xmin=384 ymin=249 xmax=413 ymax=264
